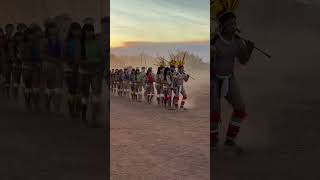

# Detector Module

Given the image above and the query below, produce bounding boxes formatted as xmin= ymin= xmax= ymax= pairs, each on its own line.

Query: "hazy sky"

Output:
xmin=111 ymin=0 xmax=209 ymax=48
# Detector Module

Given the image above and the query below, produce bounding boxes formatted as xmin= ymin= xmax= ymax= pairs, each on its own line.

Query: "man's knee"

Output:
xmin=233 ymin=105 xmax=247 ymax=119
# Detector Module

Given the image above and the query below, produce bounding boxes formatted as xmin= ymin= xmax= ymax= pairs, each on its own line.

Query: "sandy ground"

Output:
xmin=0 ymin=94 xmax=107 ymax=179
xmin=110 ymin=74 xmax=210 ymax=180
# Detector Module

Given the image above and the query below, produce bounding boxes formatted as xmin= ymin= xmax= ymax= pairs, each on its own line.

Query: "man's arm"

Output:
xmin=184 ymin=73 xmax=190 ymax=82
xmin=166 ymin=74 xmax=172 ymax=85
xmin=237 ymin=38 xmax=255 ymax=65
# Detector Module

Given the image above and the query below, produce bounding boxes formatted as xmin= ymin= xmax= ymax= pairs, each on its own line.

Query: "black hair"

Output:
xmin=164 ymin=67 xmax=170 ymax=77
xmin=45 ymin=22 xmax=58 ymax=39
xmin=147 ymin=68 xmax=152 ymax=75
xmin=5 ymin=24 xmax=14 ymax=30
xmin=23 ymin=28 xmax=34 ymax=42
xmin=17 ymin=23 xmax=27 ymax=30
xmin=82 ymin=24 xmax=95 ymax=37
xmin=157 ymin=67 xmax=163 ymax=75
xmin=29 ymin=24 xmax=42 ymax=32
xmin=66 ymin=22 xmax=82 ymax=41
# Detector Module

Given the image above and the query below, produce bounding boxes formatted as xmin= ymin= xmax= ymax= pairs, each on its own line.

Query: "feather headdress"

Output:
xmin=169 ymin=54 xmax=177 ymax=67
xmin=175 ymin=52 xmax=187 ymax=68
xmin=155 ymin=57 xmax=167 ymax=68
xmin=211 ymin=0 xmax=239 ymax=22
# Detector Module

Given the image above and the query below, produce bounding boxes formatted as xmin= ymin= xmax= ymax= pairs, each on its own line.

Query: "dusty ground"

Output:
xmin=213 ymin=70 xmax=320 ymax=179
xmin=0 ymin=94 xmax=107 ymax=179
xmin=111 ymin=74 xmax=210 ymax=180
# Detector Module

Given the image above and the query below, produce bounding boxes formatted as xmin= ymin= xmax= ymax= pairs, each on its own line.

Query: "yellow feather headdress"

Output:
xmin=155 ymin=57 xmax=167 ymax=68
xmin=175 ymin=52 xmax=187 ymax=68
xmin=211 ymin=0 xmax=239 ymax=21
xmin=169 ymin=55 xmax=177 ymax=67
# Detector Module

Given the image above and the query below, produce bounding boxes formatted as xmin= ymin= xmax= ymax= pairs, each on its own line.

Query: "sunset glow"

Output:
xmin=110 ymin=0 xmax=209 ymax=48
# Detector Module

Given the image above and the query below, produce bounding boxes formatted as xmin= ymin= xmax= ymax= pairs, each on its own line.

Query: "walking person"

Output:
xmin=78 ymin=24 xmax=104 ymax=127
xmin=211 ymin=2 xmax=255 ymax=153
xmin=64 ymin=22 xmax=82 ymax=117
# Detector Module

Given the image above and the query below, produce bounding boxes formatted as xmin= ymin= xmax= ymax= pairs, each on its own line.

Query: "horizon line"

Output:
xmin=111 ymin=40 xmax=209 ymax=49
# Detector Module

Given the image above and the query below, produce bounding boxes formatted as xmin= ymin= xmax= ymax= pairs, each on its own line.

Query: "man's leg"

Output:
xmin=180 ymin=87 xmax=187 ymax=109
xmin=173 ymin=87 xmax=180 ymax=109
xmin=159 ymin=86 xmax=165 ymax=106
xmin=224 ymin=76 xmax=247 ymax=152
xmin=212 ymin=78 xmax=221 ymax=151
xmin=167 ymin=89 xmax=173 ymax=108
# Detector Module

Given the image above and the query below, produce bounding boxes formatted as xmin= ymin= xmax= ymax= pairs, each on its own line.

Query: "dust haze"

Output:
xmin=110 ymin=51 xmax=210 ymax=108
xmin=110 ymin=50 xmax=210 ymax=179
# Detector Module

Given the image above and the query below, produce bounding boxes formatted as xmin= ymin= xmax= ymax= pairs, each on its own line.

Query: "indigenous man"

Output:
xmin=166 ymin=59 xmax=177 ymax=109
xmin=211 ymin=1 xmax=255 ymax=153
xmin=174 ymin=58 xmax=190 ymax=110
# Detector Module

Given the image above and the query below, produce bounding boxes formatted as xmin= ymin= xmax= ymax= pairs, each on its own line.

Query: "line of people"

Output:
xmin=110 ymin=58 xmax=190 ymax=110
xmin=0 ymin=17 xmax=108 ymax=127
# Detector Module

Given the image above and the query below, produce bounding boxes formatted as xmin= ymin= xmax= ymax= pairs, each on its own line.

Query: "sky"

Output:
xmin=110 ymin=0 xmax=210 ymax=48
